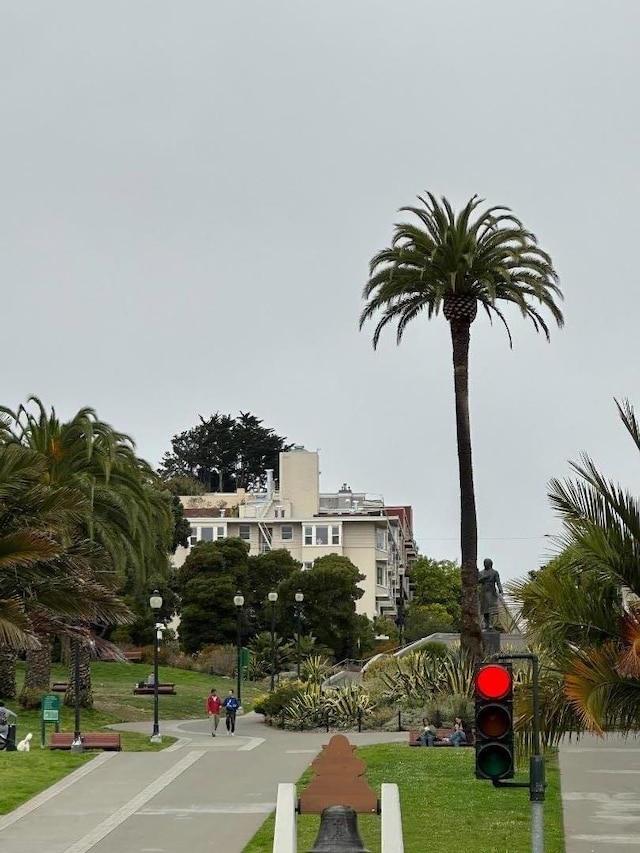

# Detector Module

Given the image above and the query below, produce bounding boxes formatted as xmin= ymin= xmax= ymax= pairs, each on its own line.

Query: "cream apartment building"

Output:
xmin=173 ymin=447 xmax=418 ymax=618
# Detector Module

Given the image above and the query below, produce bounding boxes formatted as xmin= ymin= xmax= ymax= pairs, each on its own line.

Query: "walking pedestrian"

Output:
xmin=222 ymin=688 xmax=240 ymax=736
xmin=206 ymin=688 xmax=222 ymax=737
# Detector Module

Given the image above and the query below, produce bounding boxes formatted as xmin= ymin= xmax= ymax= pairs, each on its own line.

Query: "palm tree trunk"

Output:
xmin=450 ymin=320 xmax=483 ymax=660
xmin=20 ymin=635 xmax=52 ymax=708
xmin=0 ymin=646 xmax=17 ymax=699
xmin=64 ymin=640 xmax=93 ymax=709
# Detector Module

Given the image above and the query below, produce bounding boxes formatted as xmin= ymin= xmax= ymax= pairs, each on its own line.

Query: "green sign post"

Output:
xmin=41 ymin=693 xmax=60 ymax=748
xmin=241 ymin=646 xmax=250 ymax=676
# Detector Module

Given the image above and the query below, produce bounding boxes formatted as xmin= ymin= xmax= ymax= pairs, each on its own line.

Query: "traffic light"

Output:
xmin=474 ymin=663 xmax=514 ymax=781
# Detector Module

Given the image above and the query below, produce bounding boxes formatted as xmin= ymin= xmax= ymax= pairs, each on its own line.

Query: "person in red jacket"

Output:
xmin=206 ymin=688 xmax=222 ymax=736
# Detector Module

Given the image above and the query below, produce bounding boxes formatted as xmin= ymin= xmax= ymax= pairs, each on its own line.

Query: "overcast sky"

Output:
xmin=2 ymin=2 xmax=638 ymax=584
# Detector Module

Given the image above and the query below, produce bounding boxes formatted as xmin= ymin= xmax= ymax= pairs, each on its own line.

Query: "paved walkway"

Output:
xmin=0 ymin=713 xmax=405 ymax=853
xmin=3 ymin=714 xmax=640 ymax=852
xmin=560 ymin=732 xmax=640 ymax=851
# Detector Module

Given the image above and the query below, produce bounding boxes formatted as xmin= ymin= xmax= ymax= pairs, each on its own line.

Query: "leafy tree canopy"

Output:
xmin=404 ymin=603 xmax=454 ymax=643
xmin=175 ymin=540 xmax=299 ymax=652
xmin=176 ymin=539 xmax=250 ymax=653
xmin=277 ymin=555 xmax=365 ymax=660
xmin=159 ymin=411 xmax=293 ymax=493
xmin=244 ymin=549 xmax=300 ymax=634
xmin=411 ymin=556 xmax=461 ymax=629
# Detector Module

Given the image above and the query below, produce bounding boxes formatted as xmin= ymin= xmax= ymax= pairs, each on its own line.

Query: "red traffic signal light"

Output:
xmin=474 ymin=663 xmax=514 ymax=781
xmin=475 ymin=664 xmax=512 ymax=701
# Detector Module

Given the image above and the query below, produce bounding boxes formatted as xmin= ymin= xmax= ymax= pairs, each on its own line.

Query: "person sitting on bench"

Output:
xmin=444 ymin=717 xmax=468 ymax=746
xmin=418 ymin=719 xmax=439 ymax=747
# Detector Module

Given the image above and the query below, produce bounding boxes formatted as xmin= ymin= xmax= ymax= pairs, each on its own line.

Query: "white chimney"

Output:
xmin=265 ymin=469 xmax=274 ymax=498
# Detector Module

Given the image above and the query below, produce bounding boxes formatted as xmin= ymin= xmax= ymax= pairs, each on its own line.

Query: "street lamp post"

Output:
xmin=268 ymin=591 xmax=278 ymax=692
xmin=150 ymin=590 xmax=163 ymax=744
xmin=234 ymin=592 xmax=245 ymax=704
xmin=294 ymin=590 xmax=304 ymax=680
xmin=70 ymin=635 xmax=83 ymax=753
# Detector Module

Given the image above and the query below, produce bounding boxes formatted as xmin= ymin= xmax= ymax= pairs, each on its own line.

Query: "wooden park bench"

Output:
xmin=408 ymin=727 xmax=474 ymax=747
xmin=50 ymin=732 xmax=121 ymax=751
xmin=133 ymin=683 xmax=176 ymax=695
xmin=123 ymin=649 xmax=143 ymax=662
xmin=51 ymin=682 xmax=68 ymax=693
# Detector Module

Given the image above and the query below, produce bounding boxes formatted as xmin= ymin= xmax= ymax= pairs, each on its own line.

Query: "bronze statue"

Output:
xmin=478 ymin=558 xmax=503 ymax=630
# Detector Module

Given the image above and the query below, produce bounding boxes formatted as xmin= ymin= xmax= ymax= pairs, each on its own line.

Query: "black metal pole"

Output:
xmin=270 ymin=601 xmax=277 ymax=692
xmin=236 ymin=605 xmax=242 ymax=704
xmin=152 ymin=614 xmax=160 ymax=739
xmin=296 ymin=606 xmax=302 ymax=680
xmin=71 ymin=636 xmax=83 ymax=752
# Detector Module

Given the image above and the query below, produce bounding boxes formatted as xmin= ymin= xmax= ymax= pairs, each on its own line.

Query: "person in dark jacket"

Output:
xmin=222 ymin=689 xmax=240 ymax=735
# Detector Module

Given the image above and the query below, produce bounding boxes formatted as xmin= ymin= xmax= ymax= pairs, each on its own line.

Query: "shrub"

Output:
xmin=284 ymin=684 xmax=329 ymax=729
xmin=165 ymin=649 xmax=198 ymax=671
xmin=195 ymin=645 xmax=237 ymax=677
xmin=301 ymin=655 xmax=332 ymax=685
xmin=326 ymin=682 xmax=375 ymax=727
xmin=19 ymin=686 xmax=43 ymax=710
xmin=253 ymin=680 xmax=304 ymax=718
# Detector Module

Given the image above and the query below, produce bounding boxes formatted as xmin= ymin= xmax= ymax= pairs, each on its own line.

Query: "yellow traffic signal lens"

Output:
xmin=476 ymin=704 xmax=511 ymax=739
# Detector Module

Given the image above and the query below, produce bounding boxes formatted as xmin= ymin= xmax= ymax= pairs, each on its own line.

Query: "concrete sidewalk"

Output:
xmin=560 ymin=732 xmax=640 ymax=851
xmin=0 ymin=712 xmax=405 ymax=853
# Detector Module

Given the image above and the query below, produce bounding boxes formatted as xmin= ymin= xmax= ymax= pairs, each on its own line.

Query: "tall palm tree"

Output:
xmin=360 ymin=193 xmax=563 ymax=659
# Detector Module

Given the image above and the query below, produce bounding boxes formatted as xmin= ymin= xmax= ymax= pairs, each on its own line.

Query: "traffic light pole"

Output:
xmin=490 ymin=653 xmax=545 ymax=853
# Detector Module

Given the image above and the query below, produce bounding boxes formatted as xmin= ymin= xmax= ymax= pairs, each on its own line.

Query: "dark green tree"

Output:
xmin=411 ymin=556 xmax=462 ymax=629
xmin=360 ymin=193 xmax=563 ymax=659
xmin=176 ymin=538 xmax=250 ymax=653
xmin=244 ymin=549 xmax=301 ymax=634
xmin=159 ymin=412 xmax=292 ymax=492
xmin=277 ymin=555 xmax=365 ymax=660
xmin=404 ymin=604 xmax=454 ymax=643
xmin=169 ymin=492 xmax=190 ymax=553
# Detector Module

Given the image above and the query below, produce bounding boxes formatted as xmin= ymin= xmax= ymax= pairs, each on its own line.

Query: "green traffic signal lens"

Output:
xmin=476 ymin=704 xmax=511 ymax=738
xmin=477 ymin=744 xmax=513 ymax=779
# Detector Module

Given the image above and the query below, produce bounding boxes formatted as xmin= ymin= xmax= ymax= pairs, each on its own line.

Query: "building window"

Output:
xmin=239 ymin=524 xmax=251 ymax=541
xmin=199 ymin=525 xmax=226 ymax=542
xmin=315 ymin=526 xmax=329 ymax=545
xmin=375 ymin=528 xmax=387 ymax=551
xmin=377 ymin=565 xmax=386 ymax=586
xmin=303 ymin=562 xmax=313 ymax=571
xmin=189 ymin=527 xmax=197 ymax=547
xmin=281 ymin=525 xmax=293 ymax=541
xmin=302 ymin=524 xmax=342 ymax=546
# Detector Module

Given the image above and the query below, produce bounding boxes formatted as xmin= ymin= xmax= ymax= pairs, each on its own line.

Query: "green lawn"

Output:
xmin=1 ymin=661 xmax=265 ymax=816
xmin=243 ymin=744 xmax=565 ymax=853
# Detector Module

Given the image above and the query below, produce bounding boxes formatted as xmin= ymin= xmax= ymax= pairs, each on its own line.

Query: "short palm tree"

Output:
xmin=544 ymin=399 xmax=640 ymax=731
xmin=0 ymin=398 xmax=171 ymax=705
xmin=0 ymin=442 xmax=133 ymax=700
xmin=360 ymin=193 xmax=563 ymax=658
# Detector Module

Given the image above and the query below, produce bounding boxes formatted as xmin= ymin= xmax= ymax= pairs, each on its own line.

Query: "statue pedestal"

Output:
xmin=482 ymin=629 xmax=501 ymax=657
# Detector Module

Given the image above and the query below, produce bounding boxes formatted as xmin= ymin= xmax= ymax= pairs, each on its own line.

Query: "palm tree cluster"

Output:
xmin=0 ymin=397 xmax=174 ymax=707
xmin=510 ymin=399 xmax=640 ymax=734
xmin=360 ymin=193 xmax=563 ymax=659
